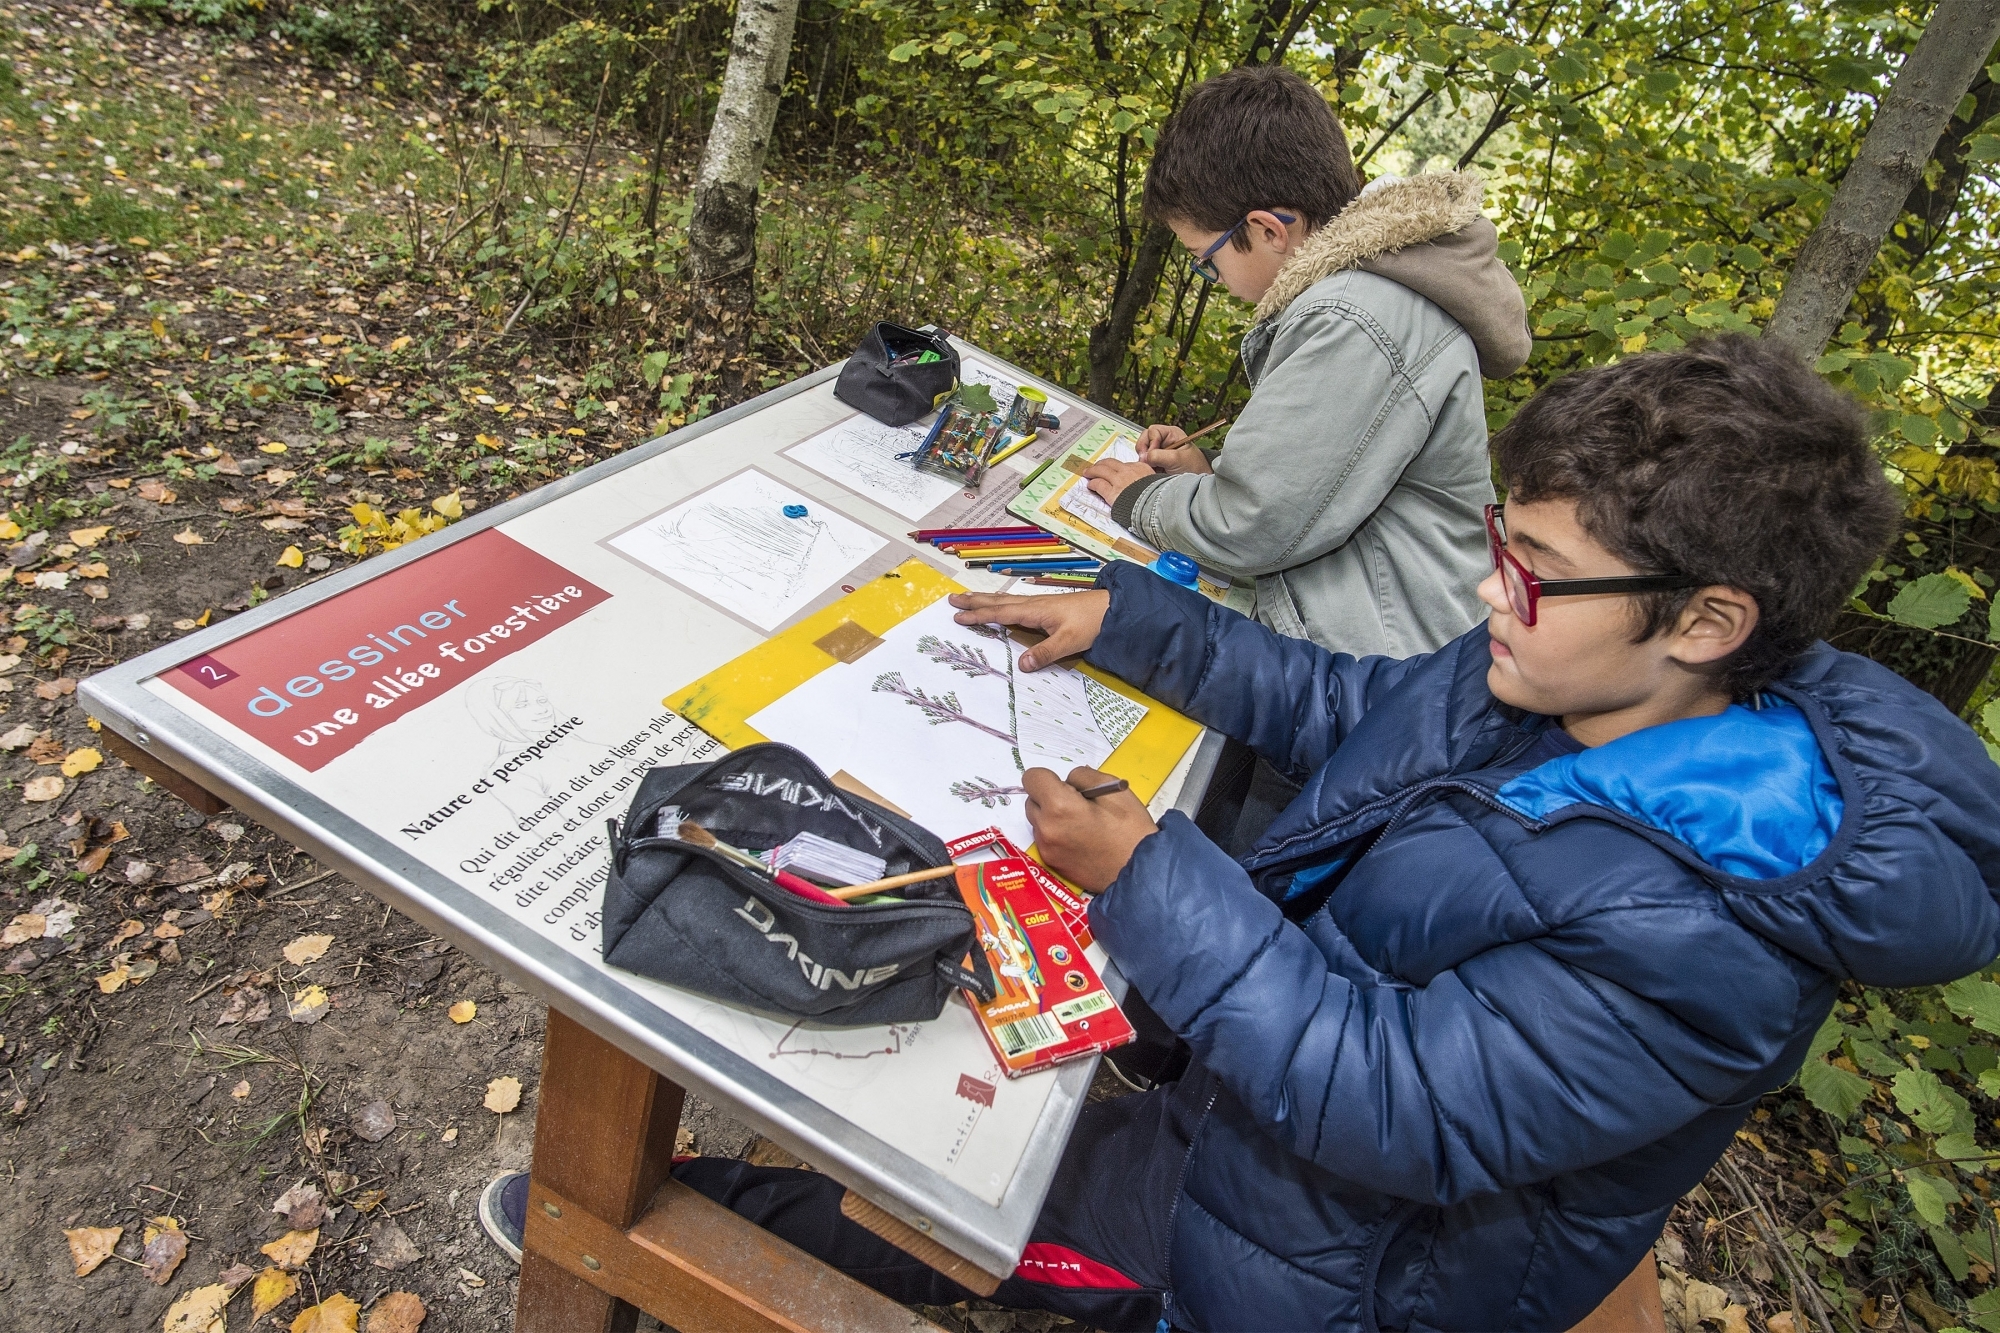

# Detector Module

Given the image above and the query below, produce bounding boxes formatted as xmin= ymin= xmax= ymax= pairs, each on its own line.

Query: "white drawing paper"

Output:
xmin=1055 ymin=435 xmax=1147 ymax=545
xmin=785 ymin=415 xmax=965 ymax=522
xmin=747 ymin=600 xmax=1146 ymax=847
xmin=607 ymin=469 xmax=886 ymax=632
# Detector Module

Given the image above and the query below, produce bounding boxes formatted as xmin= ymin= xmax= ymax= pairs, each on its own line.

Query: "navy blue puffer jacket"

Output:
xmin=1084 ymin=563 xmax=2000 ymax=1332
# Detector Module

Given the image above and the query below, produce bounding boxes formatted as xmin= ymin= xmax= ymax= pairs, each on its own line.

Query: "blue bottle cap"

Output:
xmin=782 ymin=504 xmax=809 ymax=518
xmin=1152 ymin=551 xmax=1200 ymax=588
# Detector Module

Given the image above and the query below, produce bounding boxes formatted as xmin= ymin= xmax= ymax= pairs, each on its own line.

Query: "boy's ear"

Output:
xmin=1245 ymin=209 xmax=1299 ymax=253
xmin=1669 ymin=586 xmax=1760 ymax=667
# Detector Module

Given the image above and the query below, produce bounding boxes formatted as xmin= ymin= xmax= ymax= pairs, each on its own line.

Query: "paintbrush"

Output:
xmin=828 ymin=864 xmax=961 ymax=902
xmin=675 ymin=820 xmax=847 ymax=906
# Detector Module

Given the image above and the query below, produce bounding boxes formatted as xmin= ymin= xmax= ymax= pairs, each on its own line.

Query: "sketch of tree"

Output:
xmin=917 ymin=634 xmax=1008 ymax=682
xmin=872 ymin=671 xmax=1017 ymax=744
xmin=950 ymin=776 xmax=1029 ymax=808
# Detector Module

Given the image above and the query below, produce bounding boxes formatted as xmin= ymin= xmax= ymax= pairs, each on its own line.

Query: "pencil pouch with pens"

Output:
xmin=599 ymin=742 xmax=994 ymax=1025
xmin=953 ymin=858 xmax=1134 ymax=1076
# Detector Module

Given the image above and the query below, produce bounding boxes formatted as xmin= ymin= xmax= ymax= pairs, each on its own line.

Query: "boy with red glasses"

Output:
xmin=650 ymin=336 xmax=2000 ymax=1332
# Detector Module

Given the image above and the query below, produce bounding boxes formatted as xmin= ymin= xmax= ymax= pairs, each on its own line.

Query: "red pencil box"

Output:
xmin=945 ymin=826 xmax=1095 ymax=948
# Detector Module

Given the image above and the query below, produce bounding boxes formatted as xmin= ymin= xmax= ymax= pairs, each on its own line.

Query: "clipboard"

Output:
xmin=664 ymin=559 xmax=1202 ymax=810
xmin=1008 ymin=424 xmax=1254 ymax=612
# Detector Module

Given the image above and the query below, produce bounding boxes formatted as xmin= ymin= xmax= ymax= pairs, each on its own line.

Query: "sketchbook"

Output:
xmin=1008 ymin=422 xmax=1254 ymax=612
xmin=665 ymin=561 xmax=1202 ymax=853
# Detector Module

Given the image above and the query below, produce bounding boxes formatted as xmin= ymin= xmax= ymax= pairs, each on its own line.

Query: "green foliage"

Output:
xmin=1890 ymin=573 xmax=1977 ymax=631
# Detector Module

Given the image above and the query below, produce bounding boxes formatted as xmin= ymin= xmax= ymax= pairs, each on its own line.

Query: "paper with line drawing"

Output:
xmin=606 ymin=469 xmax=886 ymax=632
xmin=785 ymin=414 xmax=966 ymax=522
xmin=747 ymin=599 xmax=1146 ymax=846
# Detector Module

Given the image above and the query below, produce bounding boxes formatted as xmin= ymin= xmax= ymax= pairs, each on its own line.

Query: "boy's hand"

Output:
xmin=1084 ymin=458 xmax=1155 ymax=505
xmin=948 ymin=591 xmax=1108 ymax=670
xmin=1135 ymin=424 xmax=1214 ymax=476
xmin=1024 ymin=766 xmax=1157 ymax=894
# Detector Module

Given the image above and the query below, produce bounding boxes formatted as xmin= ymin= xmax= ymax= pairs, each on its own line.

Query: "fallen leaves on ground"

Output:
xmin=35 ymin=677 xmax=77 ymax=699
xmin=272 ymin=1181 xmax=328 ymax=1230
xmin=364 ymin=1292 xmax=426 ymax=1333
xmin=110 ymin=919 xmax=144 ymax=946
xmin=447 ymin=1000 xmax=475 ymax=1024
xmin=1 ymin=914 xmax=43 ymax=945
xmin=68 ymin=525 xmax=110 ymax=546
xmin=288 ymin=984 xmax=329 ymax=1024
xmin=351 ymin=1188 xmax=388 ymax=1213
xmin=260 ymin=441 xmax=289 ymax=454
xmin=61 ymin=747 xmax=102 ymax=777
xmin=97 ymin=964 xmax=131 ymax=993
xmin=277 ymin=545 xmax=304 ymax=568
xmin=33 ymin=897 xmax=80 ymax=937
xmin=162 ymin=1283 xmax=230 ymax=1333
xmin=142 ymin=1215 xmax=189 ymax=1285
xmin=350 ymin=1099 xmax=396 ymax=1142
xmin=23 ymin=775 xmax=64 ymax=802
xmin=367 ymin=1217 xmax=422 ymax=1270
xmin=232 ymin=1079 xmax=251 ymax=1099
xmin=291 ymin=1293 xmax=360 ymax=1333
xmin=483 ymin=1075 xmax=522 ymax=1114
xmin=282 ymin=933 xmax=333 ymax=965
xmin=0 ymin=723 xmax=38 ymax=750
xmin=260 ymin=1227 xmax=319 ymax=1270
xmin=137 ymin=480 xmax=177 ymax=504
xmin=63 ymin=1224 xmax=120 ymax=1276
xmin=173 ymin=529 xmax=206 ymax=546
xmin=219 ymin=1262 xmax=258 ymax=1289
xmin=27 ymin=733 xmax=62 ymax=763
xmin=217 ymin=986 xmax=270 ymax=1025
xmin=251 ymin=1265 xmax=298 ymax=1325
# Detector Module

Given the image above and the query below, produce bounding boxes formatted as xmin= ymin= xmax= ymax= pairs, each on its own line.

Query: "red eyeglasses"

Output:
xmin=1485 ymin=504 xmax=1699 ymax=626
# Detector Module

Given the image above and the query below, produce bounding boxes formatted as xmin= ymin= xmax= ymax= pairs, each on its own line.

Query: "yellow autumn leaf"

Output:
xmin=475 ymin=433 xmax=503 ymax=450
xmin=276 ymin=546 xmax=304 ymax=568
xmin=97 ymin=965 xmax=131 ymax=993
xmin=431 ymin=492 xmax=463 ymax=520
xmin=283 ymin=933 xmax=334 ymax=965
xmin=68 ymin=525 xmax=111 ymax=546
xmin=0 ymin=520 xmax=18 ymax=541
xmin=163 ymin=1283 xmax=231 ymax=1333
xmin=260 ymin=442 xmax=289 ymax=454
xmin=151 ymin=316 xmax=168 ymax=339
xmin=251 ymin=1265 xmax=298 ymax=1324
xmin=288 ymin=985 xmax=329 ymax=1024
xmin=483 ymin=1076 xmax=522 ymax=1114
xmin=290 ymin=1293 xmax=361 ymax=1333
xmin=194 ymin=609 xmax=213 ymax=627
xmin=64 ymin=1224 xmax=121 ymax=1276
xmin=61 ymin=747 xmax=103 ymax=777
xmin=448 ymin=1000 xmax=476 ymax=1024
xmin=173 ymin=529 xmax=205 ymax=546
xmin=387 ymin=335 xmax=412 ymax=352
xmin=76 ymin=562 xmax=109 ymax=578
xmin=261 ymin=1227 xmax=320 ymax=1270
xmin=1944 ymin=567 xmax=1988 ymax=602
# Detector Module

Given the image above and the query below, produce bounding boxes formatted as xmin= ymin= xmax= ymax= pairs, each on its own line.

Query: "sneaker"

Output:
xmin=478 ymin=1171 xmax=529 ymax=1264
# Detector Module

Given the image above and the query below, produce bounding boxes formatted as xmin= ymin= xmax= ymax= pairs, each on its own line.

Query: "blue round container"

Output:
xmin=1151 ymin=551 xmax=1200 ymax=588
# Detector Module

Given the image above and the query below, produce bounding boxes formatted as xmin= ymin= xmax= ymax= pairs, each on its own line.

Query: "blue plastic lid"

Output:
xmin=1152 ymin=551 xmax=1200 ymax=588
xmin=782 ymin=504 xmax=809 ymax=518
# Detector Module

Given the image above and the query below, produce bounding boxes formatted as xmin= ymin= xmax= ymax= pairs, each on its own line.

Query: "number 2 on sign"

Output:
xmin=177 ymin=655 xmax=239 ymax=689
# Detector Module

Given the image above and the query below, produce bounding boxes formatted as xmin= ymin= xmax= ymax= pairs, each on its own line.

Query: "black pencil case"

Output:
xmin=833 ymin=322 xmax=961 ymax=427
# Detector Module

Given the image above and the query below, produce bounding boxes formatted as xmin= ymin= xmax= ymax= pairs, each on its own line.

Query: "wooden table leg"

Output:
xmin=517 ymin=1009 xmax=684 ymax=1333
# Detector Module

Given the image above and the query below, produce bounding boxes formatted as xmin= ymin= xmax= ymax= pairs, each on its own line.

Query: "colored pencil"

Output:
xmin=1075 ymin=777 xmax=1130 ymax=800
xmin=909 ymin=525 xmax=1044 ymax=540
xmin=983 ymin=430 xmax=1039 ymax=468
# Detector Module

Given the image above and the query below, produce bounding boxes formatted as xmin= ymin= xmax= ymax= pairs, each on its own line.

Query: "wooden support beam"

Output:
xmin=1568 ymin=1252 xmax=1666 ymax=1333
xmin=517 ymin=1009 xmax=684 ymax=1333
xmin=840 ymin=1190 xmax=1004 ymax=1298
xmin=100 ymin=729 xmax=229 ymax=815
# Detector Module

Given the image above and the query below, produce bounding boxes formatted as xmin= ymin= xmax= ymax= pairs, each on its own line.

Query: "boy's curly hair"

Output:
xmin=1142 ymin=66 xmax=1360 ymax=242
xmin=1492 ymin=335 xmax=1901 ymax=698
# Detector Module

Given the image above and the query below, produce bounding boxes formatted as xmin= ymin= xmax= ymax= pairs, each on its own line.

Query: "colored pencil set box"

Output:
xmin=945 ymin=825 xmax=1095 ymax=947
xmin=952 ymin=857 xmax=1133 ymax=1077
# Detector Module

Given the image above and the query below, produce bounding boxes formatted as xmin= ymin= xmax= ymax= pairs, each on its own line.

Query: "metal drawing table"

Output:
xmin=79 ymin=340 xmax=1224 ymax=1332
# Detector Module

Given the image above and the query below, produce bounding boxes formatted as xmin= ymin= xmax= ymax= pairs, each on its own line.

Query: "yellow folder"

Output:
xmin=664 ymin=559 xmax=1202 ymax=809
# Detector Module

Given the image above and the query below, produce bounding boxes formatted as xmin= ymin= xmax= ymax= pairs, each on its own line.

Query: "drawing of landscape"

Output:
xmin=786 ymin=414 xmax=965 ymax=522
xmin=607 ymin=469 xmax=886 ymax=631
xmin=748 ymin=599 xmax=1146 ymax=846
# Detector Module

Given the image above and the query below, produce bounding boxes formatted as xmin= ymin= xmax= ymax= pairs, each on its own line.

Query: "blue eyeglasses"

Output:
xmin=1188 ymin=212 xmax=1296 ymax=283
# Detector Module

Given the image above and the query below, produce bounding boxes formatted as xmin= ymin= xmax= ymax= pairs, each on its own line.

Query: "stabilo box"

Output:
xmin=945 ymin=826 xmax=1094 ymax=948
xmin=952 ymin=858 xmax=1133 ymax=1077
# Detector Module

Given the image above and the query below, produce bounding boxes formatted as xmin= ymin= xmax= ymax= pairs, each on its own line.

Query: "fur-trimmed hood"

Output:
xmin=1253 ymin=171 xmax=1533 ymax=378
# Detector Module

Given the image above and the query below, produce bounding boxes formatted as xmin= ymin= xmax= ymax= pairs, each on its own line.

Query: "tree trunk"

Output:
xmin=688 ymin=0 xmax=801 ymax=396
xmin=1765 ymin=0 xmax=2000 ymax=359
xmin=1087 ymin=220 xmax=1176 ymax=407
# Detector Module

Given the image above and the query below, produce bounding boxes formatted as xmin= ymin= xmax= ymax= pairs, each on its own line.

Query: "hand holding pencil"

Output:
xmin=1135 ymin=418 xmax=1226 ymax=476
xmin=1020 ymin=765 xmax=1157 ymax=896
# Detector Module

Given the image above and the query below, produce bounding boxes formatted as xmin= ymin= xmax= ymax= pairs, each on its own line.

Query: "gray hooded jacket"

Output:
xmin=1110 ymin=172 xmax=1531 ymax=656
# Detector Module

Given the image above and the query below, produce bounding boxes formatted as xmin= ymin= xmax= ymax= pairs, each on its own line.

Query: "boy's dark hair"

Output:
xmin=1492 ymin=335 xmax=1900 ymax=698
xmin=1142 ymin=66 xmax=1360 ymax=245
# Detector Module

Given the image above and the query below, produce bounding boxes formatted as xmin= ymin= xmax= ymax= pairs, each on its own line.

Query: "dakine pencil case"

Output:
xmin=600 ymin=743 xmax=991 ymax=1025
xmin=833 ymin=322 xmax=960 ymax=427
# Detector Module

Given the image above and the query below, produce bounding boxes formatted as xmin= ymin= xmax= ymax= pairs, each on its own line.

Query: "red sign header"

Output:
xmin=163 ymin=529 xmax=610 ymax=771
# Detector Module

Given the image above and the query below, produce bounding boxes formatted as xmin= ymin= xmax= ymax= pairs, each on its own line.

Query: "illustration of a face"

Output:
xmin=496 ymin=681 xmax=555 ymax=733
